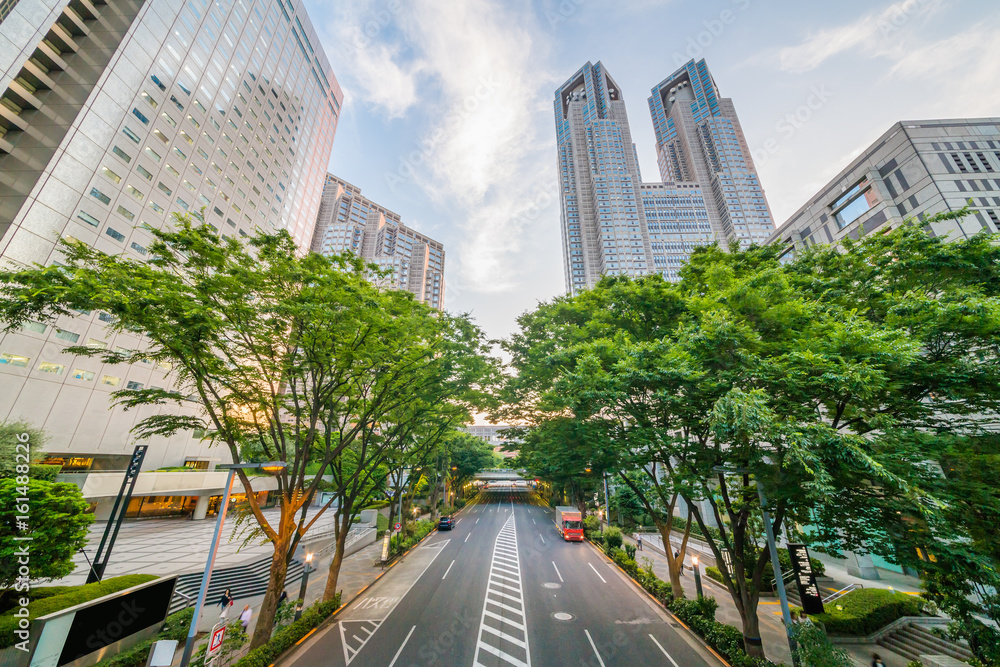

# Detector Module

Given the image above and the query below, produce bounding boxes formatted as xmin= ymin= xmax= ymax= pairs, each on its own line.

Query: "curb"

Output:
xmin=585 ymin=540 xmax=732 ymax=667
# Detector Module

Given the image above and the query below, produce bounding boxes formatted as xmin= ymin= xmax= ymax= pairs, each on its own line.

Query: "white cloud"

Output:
xmin=777 ymin=0 xmax=946 ymax=73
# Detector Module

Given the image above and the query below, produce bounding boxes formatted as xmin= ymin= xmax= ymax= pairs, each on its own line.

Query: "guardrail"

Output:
xmin=823 ymin=583 xmax=863 ymax=604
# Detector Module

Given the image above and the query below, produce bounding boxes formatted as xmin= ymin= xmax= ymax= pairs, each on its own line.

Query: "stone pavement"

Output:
xmin=55 ymin=506 xmax=341 ymax=585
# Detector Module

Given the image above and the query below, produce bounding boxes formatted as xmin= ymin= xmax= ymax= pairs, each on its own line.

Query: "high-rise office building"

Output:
xmin=555 ymin=59 xmax=773 ymax=294
xmin=311 ymin=174 xmax=445 ymax=310
xmin=769 ymin=118 xmax=1000 ymax=260
xmin=0 ymin=0 xmax=342 ymax=519
xmin=648 ymin=60 xmax=774 ymax=247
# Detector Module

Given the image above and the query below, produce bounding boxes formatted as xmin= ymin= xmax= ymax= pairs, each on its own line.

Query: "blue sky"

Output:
xmin=300 ymin=0 xmax=1000 ymax=341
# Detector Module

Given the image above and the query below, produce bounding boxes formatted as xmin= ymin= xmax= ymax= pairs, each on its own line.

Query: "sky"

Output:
xmin=300 ymin=0 xmax=1000 ymax=343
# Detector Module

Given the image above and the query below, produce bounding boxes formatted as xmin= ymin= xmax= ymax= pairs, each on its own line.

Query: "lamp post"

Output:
xmin=295 ymin=553 xmax=314 ymax=621
xmin=692 ymin=555 xmax=704 ymax=598
xmin=180 ymin=461 xmax=286 ymax=667
xmin=712 ymin=466 xmax=798 ymax=666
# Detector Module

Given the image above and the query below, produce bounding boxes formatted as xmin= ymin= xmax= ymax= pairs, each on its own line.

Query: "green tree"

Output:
xmin=447 ymin=431 xmax=500 ymax=497
xmin=0 ymin=218 xmax=500 ymax=648
xmin=0 ymin=478 xmax=92 ymax=598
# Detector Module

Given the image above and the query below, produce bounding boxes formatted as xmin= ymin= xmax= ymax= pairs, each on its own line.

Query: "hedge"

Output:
xmin=100 ymin=608 xmax=194 ymax=667
xmin=0 ymin=575 xmax=158 ymax=648
xmin=233 ymin=596 xmax=341 ymax=667
xmin=389 ymin=520 xmax=435 ymax=556
xmin=809 ymin=588 xmax=925 ymax=636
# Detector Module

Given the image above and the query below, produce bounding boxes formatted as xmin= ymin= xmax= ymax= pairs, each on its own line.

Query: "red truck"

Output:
xmin=554 ymin=506 xmax=584 ymax=542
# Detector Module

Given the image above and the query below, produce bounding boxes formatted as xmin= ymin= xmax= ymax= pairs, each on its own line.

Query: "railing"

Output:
xmin=313 ymin=527 xmax=376 ymax=560
xmin=171 ymin=590 xmax=195 ymax=612
xmin=822 ymin=583 xmax=863 ymax=603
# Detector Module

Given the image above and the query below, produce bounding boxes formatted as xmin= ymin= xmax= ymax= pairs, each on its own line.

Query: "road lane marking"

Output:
xmin=552 ymin=561 xmax=564 ymax=582
xmin=474 ymin=513 xmax=531 ymax=667
xmin=442 ymin=559 xmax=455 ymax=580
xmin=588 ymin=563 xmax=607 ymax=583
xmin=387 ymin=625 xmax=416 ymax=667
xmin=539 ymin=535 xmax=545 ymax=545
xmin=648 ymin=634 xmax=680 ymax=667
xmin=476 ymin=518 xmax=480 ymax=524
xmin=532 ymin=519 xmax=536 ymax=524
xmin=584 ymin=630 xmax=606 ymax=667
xmin=465 ymin=533 xmax=471 ymax=542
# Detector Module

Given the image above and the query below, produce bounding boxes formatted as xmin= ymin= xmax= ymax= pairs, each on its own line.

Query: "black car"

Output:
xmin=438 ymin=516 xmax=454 ymax=531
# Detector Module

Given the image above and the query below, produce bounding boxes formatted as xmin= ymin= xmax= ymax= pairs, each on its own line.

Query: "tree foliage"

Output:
xmin=500 ymin=212 xmax=1000 ymax=663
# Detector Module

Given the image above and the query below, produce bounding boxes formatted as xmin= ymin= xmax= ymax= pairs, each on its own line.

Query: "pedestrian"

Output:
xmin=218 ymin=588 xmax=233 ymax=618
xmin=637 ymin=534 xmax=642 ymax=551
xmin=675 ymin=550 xmax=685 ymax=575
xmin=278 ymin=590 xmax=288 ymax=607
xmin=240 ymin=605 xmax=253 ymax=633
xmin=871 ymin=654 xmax=885 ymax=667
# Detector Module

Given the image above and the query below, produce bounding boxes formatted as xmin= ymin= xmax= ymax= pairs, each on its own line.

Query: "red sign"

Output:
xmin=394 ymin=523 xmax=402 ymax=531
xmin=208 ymin=625 xmax=226 ymax=655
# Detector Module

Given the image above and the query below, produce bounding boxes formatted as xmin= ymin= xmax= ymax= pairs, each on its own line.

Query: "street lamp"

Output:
xmin=295 ymin=553 xmax=314 ymax=621
xmin=692 ymin=555 xmax=704 ymax=598
xmin=180 ymin=461 xmax=286 ymax=667
xmin=712 ymin=466 xmax=798 ymax=665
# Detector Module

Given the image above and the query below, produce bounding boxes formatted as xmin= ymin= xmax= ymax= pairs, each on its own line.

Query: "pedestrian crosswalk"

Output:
xmin=474 ymin=513 xmax=531 ymax=667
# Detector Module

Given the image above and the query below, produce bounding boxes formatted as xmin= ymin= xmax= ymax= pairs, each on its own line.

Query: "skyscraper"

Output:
xmin=555 ymin=59 xmax=773 ymax=294
xmin=648 ymin=59 xmax=775 ymax=247
xmin=0 ymin=0 xmax=342 ymax=518
xmin=554 ymin=62 xmax=654 ymax=295
xmin=311 ymin=174 xmax=445 ymax=310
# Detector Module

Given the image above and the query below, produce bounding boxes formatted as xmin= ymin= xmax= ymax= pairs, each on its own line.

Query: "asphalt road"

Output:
xmin=290 ymin=488 xmax=721 ymax=666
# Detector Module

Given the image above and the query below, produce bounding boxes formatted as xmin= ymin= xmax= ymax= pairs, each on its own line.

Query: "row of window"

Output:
xmin=0 ymin=353 xmax=146 ymax=388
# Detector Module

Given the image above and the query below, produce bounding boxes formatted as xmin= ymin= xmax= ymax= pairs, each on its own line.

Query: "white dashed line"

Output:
xmin=588 ymin=563 xmax=607 ymax=583
xmin=584 ymin=630 xmax=606 ymax=667
xmin=551 ymin=561 xmax=564 ymax=583
xmin=648 ymin=634 xmax=680 ymax=667
xmin=387 ymin=625 xmax=416 ymax=667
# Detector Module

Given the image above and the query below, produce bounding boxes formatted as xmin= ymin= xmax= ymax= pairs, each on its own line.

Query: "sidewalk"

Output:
xmin=625 ymin=534 xmax=794 ymax=665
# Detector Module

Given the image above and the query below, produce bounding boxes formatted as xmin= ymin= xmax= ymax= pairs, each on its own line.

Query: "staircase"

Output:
xmin=878 ymin=623 xmax=973 ymax=664
xmin=168 ymin=556 xmax=305 ymax=615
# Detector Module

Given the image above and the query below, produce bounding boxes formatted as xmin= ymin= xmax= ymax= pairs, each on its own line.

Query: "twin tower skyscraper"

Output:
xmin=555 ymin=59 xmax=775 ymax=294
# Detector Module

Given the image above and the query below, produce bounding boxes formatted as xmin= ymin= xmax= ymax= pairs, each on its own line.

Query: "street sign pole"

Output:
xmin=758 ymin=484 xmax=799 ymax=666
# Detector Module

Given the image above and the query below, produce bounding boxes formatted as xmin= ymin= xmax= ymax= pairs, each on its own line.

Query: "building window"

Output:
xmin=0 ymin=353 xmax=30 ymax=367
xmin=73 ymin=369 xmax=96 ymax=381
xmin=145 ymin=147 xmax=162 ymax=162
xmin=102 ymin=167 xmax=122 ymax=184
xmin=78 ymin=211 xmax=101 ymax=227
xmin=114 ymin=205 xmax=134 ymax=222
xmin=136 ymin=165 xmax=153 ymax=181
xmin=126 ymin=380 xmax=144 ymax=390
xmin=90 ymin=188 xmax=111 ymax=205
xmin=54 ymin=329 xmax=80 ymax=343
xmin=131 ymin=242 xmax=148 ymax=255
xmin=112 ymin=146 xmax=132 ymax=163
xmin=832 ymin=179 xmax=878 ymax=228
xmin=38 ymin=361 xmax=65 ymax=375
xmin=106 ymin=227 xmax=126 ymax=241
xmin=122 ymin=127 xmax=142 ymax=143
xmin=101 ymin=375 xmax=121 ymax=387
xmin=22 ymin=321 xmax=46 ymax=334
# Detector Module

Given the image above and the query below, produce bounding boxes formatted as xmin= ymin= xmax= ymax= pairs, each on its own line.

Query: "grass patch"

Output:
xmin=810 ymin=588 xmax=925 ymax=636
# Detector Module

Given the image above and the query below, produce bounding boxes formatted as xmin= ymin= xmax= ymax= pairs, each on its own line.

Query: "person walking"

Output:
xmin=637 ymin=534 xmax=642 ymax=551
xmin=675 ymin=550 xmax=685 ymax=575
xmin=240 ymin=605 xmax=253 ymax=633
xmin=218 ymin=589 xmax=233 ymax=618
xmin=278 ymin=590 xmax=288 ymax=607
xmin=871 ymin=654 xmax=885 ymax=667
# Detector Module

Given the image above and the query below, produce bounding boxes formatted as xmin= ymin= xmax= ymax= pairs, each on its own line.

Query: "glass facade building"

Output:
xmin=311 ymin=174 xmax=445 ymax=310
xmin=0 ymin=0 xmax=342 ymax=481
xmin=556 ymin=59 xmax=772 ymax=294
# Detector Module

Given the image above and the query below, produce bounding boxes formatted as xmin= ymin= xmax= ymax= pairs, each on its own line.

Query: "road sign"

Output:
xmin=394 ymin=522 xmax=401 ymax=531
xmin=208 ymin=623 xmax=226 ymax=656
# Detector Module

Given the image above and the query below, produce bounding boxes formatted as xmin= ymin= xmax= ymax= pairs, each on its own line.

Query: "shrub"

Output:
xmin=791 ymin=622 xmax=854 ymax=667
xmin=389 ymin=520 xmax=434 ymax=556
xmin=624 ymin=543 xmax=636 ymax=560
xmin=0 ymin=574 xmax=158 ymax=648
xmin=604 ymin=526 xmax=623 ymax=550
xmin=233 ymin=597 xmax=341 ymax=667
xmin=583 ymin=514 xmax=601 ymax=538
xmin=810 ymin=588 xmax=925 ymax=636
xmin=98 ymin=607 xmax=196 ymax=667
xmin=30 ymin=464 xmax=61 ymax=481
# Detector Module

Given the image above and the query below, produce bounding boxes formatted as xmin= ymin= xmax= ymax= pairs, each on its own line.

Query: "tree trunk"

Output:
xmin=737 ymin=597 xmax=766 ymax=659
xmin=322 ymin=508 xmax=353 ymax=602
xmin=657 ymin=521 xmax=686 ymax=600
xmin=249 ymin=527 xmax=291 ymax=649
